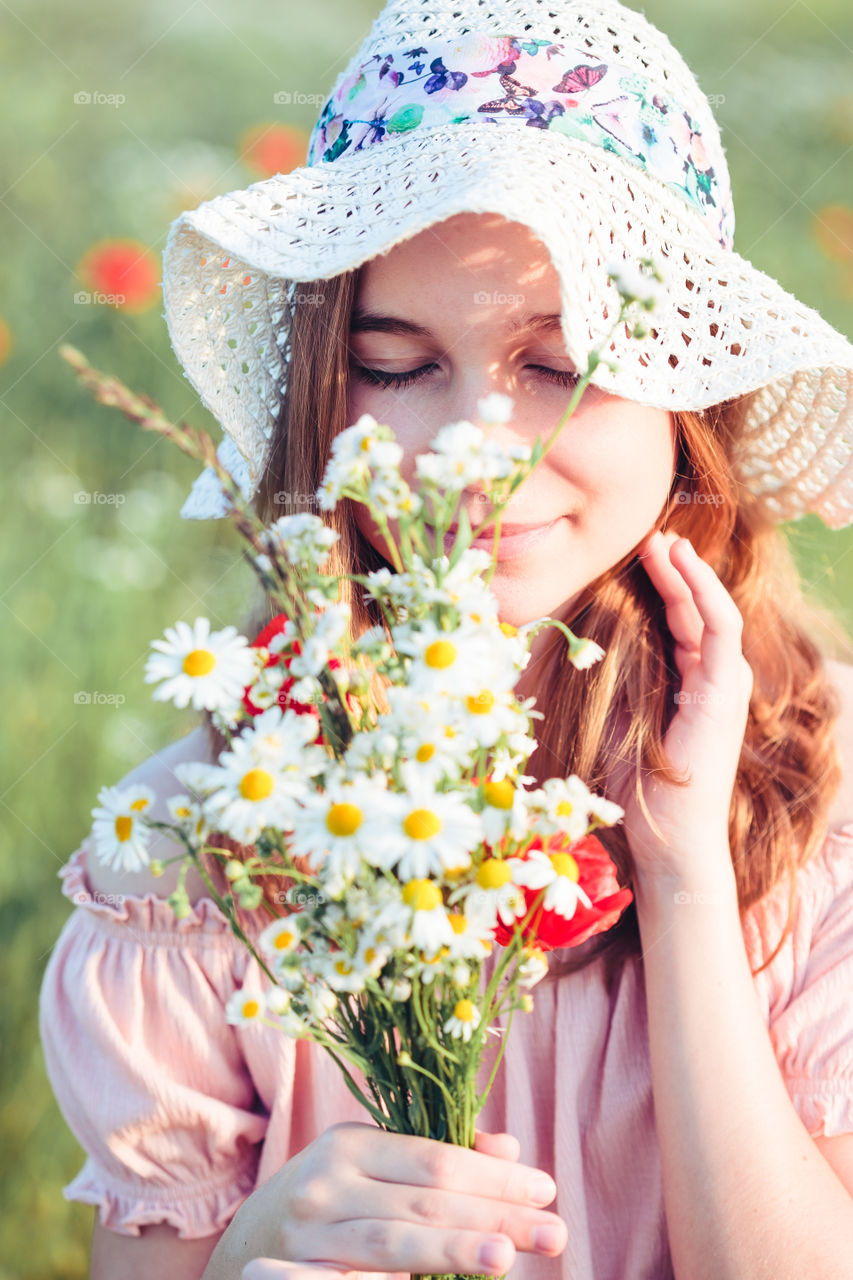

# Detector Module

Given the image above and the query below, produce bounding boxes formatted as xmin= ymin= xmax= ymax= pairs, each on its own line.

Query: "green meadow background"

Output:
xmin=1 ymin=0 xmax=852 ymax=1273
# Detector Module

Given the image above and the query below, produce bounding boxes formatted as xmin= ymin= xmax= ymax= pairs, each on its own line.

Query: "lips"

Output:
xmin=443 ymin=517 xmax=562 ymax=535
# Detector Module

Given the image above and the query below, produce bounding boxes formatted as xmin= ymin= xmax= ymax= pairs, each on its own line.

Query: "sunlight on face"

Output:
xmin=345 ymin=211 xmax=676 ymax=629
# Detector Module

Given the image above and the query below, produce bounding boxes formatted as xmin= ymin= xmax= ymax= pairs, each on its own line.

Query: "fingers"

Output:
xmin=638 ymin=529 xmax=744 ymax=679
xmin=300 ymin=1214 xmax=567 ymax=1278
xmin=343 ymin=1123 xmax=554 ymax=1209
xmin=473 ymin=1128 xmax=521 ymax=1162
xmin=638 ymin=529 xmax=705 ymax=655
xmin=297 ymin=1177 xmax=564 ymax=1262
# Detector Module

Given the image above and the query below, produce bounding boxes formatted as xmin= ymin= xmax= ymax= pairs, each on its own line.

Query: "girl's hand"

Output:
xmin=623 ymin=528 xmax=753 ymax=885
xmin=237 ymin=1123 xmax=567 ymax=1279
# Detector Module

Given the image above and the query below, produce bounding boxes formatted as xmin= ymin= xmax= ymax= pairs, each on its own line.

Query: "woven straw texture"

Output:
xmin=162 ymin=0 xmax=853 ymax=529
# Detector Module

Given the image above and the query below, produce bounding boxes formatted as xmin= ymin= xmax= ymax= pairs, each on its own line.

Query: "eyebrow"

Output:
xmin=349 ymin=310 xmax=565 ymax=338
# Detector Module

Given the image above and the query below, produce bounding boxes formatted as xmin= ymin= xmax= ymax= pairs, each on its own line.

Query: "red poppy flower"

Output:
xmin=492 ymin=831 xmax=633 ymax=951
xmin=76 ymin=239 xmax=160 ymax=313
xmin=238 ymin=123 xmax=309 ymax=178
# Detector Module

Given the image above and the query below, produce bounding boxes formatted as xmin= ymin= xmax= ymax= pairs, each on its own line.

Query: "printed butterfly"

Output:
xmin=552 ymin=63 xmax=608 ymax=95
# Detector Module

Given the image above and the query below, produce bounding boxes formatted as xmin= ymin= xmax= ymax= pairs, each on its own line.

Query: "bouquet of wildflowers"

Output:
xmin=60 ymin=259 xmax=662 ymax=1280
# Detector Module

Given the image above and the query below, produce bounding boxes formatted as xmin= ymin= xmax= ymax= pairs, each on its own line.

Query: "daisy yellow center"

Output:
xmin=425 ymin=639 xmax=457 ymax=669
xmin=183 ymin=648 xmax=216 ymax=677
xmin=447 ymin=912 xmax=467 ymax=935
xmin=444 ymin=862 xmax=468 ymax=881
xmin=241 ymin=999 xmax=260 ymax=1018
xmin=402 ymin=879 xmax=442 ymax=912
xmin=476 ymin=858 xmax=512 ymax=889
xmin=326 ymin=802 xmax=363 ymax=836
xmin=444 ymin=726 xmax=456 ymax=739
xmin=240 ymin=768 xmax=274 ymax=801
xmin=484 ymin=780 xmax=514 ymax=810
xmin=364 ymin=946 xmax=378 ymax=965
xmin=466 ymin=690 xmax=494 ymax=715
xmin=524 ymin=945 xmax=547 ymax=965
xmin=403 ymin=808 xmax=442 ymax=840
xmin=130 ymin=796 xmax=150 ymax=811
xmin=453 ymin=999 xmax=477 ymax=1023
xmin=114 ymin=815 xmax=133 ymax=842
xmin=550 ymin=852 xmax=580 ymax=881
xmin=360 ymin=437 xmax=372 ymax=451
xmin=334 ymin=959 xmax=353 ymax=976
xmin=416 ymin=743 xmax=435 ymax=763
xmin=556 ymin=800 xmax=573 ymax=817
xmin=273 ymin=929 xmax=296 ymax=950
xmin=499 ymin=622 xmax=518 ymax=638
xmin=174 ymin=805 xmax=192 ymax=818
xmin=470 ymin=612 xmax=481 ymax=623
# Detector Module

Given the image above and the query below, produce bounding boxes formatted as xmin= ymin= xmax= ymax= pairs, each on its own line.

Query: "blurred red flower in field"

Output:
xmin=238 ymin=123 xmax=309 ymax=177
xmin=812 ymin=204 xmax=853 ymax=298
xmin=0 ymin=318 xmax=12 ymax=365
xmin=76 ymin=239 xmax=160 ymax=313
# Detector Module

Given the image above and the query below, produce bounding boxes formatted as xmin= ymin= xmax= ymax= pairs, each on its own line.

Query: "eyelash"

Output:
xmin=352 ymin=362 xmax=580 ymax=389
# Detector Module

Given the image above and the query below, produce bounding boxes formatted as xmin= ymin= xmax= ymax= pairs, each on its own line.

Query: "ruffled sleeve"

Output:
xmin=38 ymin=838 xmax=270 ymax=1239
xmin=743 ymin=821 xmax=853 ymax=1139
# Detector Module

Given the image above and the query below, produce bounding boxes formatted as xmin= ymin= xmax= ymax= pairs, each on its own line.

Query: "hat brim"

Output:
xmin=164 ymin=123 xmax=853 ymax=529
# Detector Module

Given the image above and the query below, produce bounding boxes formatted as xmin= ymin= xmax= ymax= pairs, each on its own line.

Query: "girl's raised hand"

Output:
xmin=623 ymin=527 xmax=754 ymax=885
xmin=236 ymin=1123 xmax=566 ymax=1280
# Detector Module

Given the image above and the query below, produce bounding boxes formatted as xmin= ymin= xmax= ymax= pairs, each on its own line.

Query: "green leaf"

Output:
xmin=386 ymin=104 xmax=424 ymax=133
xmin=447 ymin=506 xmax=473 ymax=570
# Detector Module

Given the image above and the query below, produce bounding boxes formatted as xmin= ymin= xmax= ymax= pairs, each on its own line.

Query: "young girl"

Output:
xmin=39 ymin=2 xmax=853 ymax=1278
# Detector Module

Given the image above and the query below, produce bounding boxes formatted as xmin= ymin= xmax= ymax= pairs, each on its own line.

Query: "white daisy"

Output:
xmin=477 ymin=393 xmax=515 ymax=425
xmin=394 ymin=619 xmax=514 ymax=699
xmin=517 ymin=944 xmax=549 ymax=989
xmin=90 ymin=783 xmax=155 ymax=872
xmin=144 ymin=617 xmax=261 ymax=712
xmin=287 ymin=771 xmax=399 ymax=893
xmin=372 ymin=766 xmax=484 ymax=882
xmin=258 ymin=916 xmax=301 ymax=960
xmin=509 ymin=848 xmax=593 ymax=920
xmin=166 ymin=792 xmax=209 ymax=846
xmin=453 ymin=683 xmax=528 ymax=750
xmin=225 ymin=987 xmax=266 ymax=1026
xmin=475 ymin=776 xmax=531 ymax=848
xmin=443 ymin=997 xmax=481 ymax=1042
xmin=401 ymin=878 xmax=455 ymax=953
xmin=526 ymin=774 xmax=599 ymax=842
xmin=450 ymin=856 xmax=528 ymax=931
xmin=445 ymin=910 xmax=493 ymax=962
xmin=202 ymin=708 xmax=326 ymax=843
xmin=317 ymin=948 xmax=369 ymax=995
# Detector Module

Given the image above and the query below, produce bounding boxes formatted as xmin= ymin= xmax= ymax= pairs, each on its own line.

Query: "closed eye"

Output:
xmin=351 ymin=362 xmax=580 ymax=389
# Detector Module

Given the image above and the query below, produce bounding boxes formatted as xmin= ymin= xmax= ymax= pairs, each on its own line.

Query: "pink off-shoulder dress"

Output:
xmin=39 ymin=824 xmax=853 ymax=1280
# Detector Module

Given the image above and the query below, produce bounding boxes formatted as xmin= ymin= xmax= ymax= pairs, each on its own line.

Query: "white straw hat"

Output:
xmin=162 ymin=0 xmax=853 ymax=530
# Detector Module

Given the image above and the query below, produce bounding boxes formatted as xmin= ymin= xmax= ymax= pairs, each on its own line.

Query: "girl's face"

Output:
xmin=346 ymin=211 xmax=676 ymax=628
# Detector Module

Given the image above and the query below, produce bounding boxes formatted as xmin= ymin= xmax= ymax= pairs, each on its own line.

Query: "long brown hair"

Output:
xmin=197 ymin=265 xmax=852 ymax=982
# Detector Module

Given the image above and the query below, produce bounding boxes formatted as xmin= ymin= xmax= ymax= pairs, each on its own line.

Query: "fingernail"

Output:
xmin=679 ymin=537 xmax=697 ymax=556
xmin=479 ymin=1237 xmax=512 ymax=1270
xmin=533 ymin=1224 xmax=564 ymax=1253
